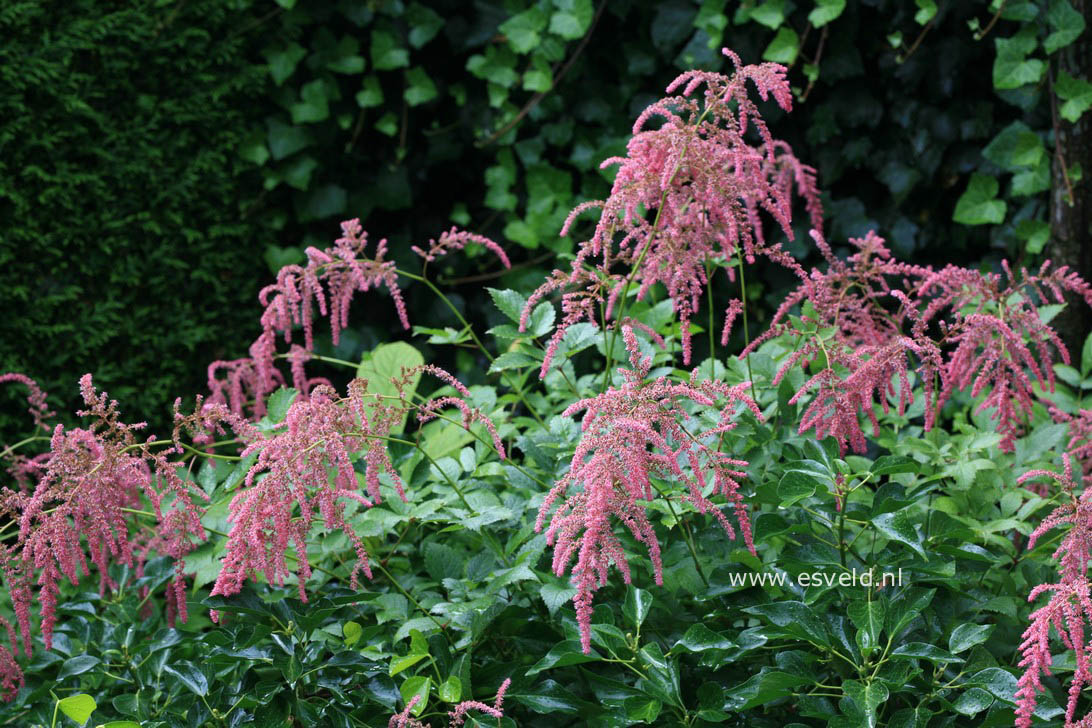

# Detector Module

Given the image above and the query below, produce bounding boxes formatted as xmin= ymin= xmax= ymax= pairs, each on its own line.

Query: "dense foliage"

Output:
xmin=4 ymin=37 xmax=1092 ymax=728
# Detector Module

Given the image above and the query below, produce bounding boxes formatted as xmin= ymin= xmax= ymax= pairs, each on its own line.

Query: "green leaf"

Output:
xmin=808 ymin=0 xmax=845 ymax=27
xmin=777 ymin=470 xmax=818 ymax=507
xmin=356 ymin=75 xmax=384 ymax=108
xmin=743 ymin=601 xmax=831 ymax=646
xmin=844 ymin=679 xmax=888 ymax=728
xmin=952 ymin=687 xmax=994 ymax=716
xmin=1057 ymin=70 xmax=1092 ymax=122
xmin=343 ymin=620 xmax=363 ymax=647
xmin=407 ymin=3 xmax=445 ymax=48
xmin=953 ymin=173 xmax=1006 ymax=225
xmin=1016 ymin=219 xmax=1050 ymax=254
xmin=749 ymin=0 xmax=786 ymax=29
xmin=914 ymin=0 xmax=937 ymax=25
xmin=405 ymin=67 xmax=438 ymax=106
xmin=872 ymin=508 xmax=927 ymax=559
xmin=487 ymin=287 xmax=527 ymax=323
xmin=891 ymin=642 xmax=962 ymax=664
xmin=870 ymin=455 xmax=918 ymax=476
xmin=967 ymin=667 xmax=1019 ymax=703
xmin=290 ymin=79 xmax=330 ymax=124
xmin=282 ymin=155 xmax=319 ymax=190
xmin=267 ymin=119 xmax=313 ymax=161
xmin=400 ymin=676 xmax=431 ymax=715
xmin=100 ymin=723 xmax=142 ymax=728
xmin=993 ymin=30 xmax=1045 ymax=90
xmin=982 ymin=121 xmax=1044 ymax=170
xmin=1082 ymin=333 xmax=1092 ymax=376
xmin=371 ymin=30 xmax=409 ymax=70
xmin=389 ymin=653 xmax=427 ymax=677
xmin=673 ymin=623 xmax=734 ymax=653
xmin=488 ymin=350 xmax=540 ymax=373
xmin=724 ymin=668 xmax=808 ymax=711
xmin=439 ymin=675 xmax=462 ymax=702
xmin=356 ymin=342 xmax=424 ymax=434
xmin=264 ymin=42 xmax=307 ymax=86
xmin=239 ymin=128 xmax=270 ymax=166
xmin=424 ymin=542 xmax=462 ymax=581
xmin=848 ymin=599 xmax=885 ymax=653
xmin=266 ymin=387 xmax=298 ymax=424
xmin=500 ymin=7 xmax=548 ymax=53
xmin=763 ymin=27 xmax=799 ymax=65
xmin=57 ymin=694 xmax=96 ymax=725
xmin=163 ymin=661 xmax=208 ymax=696
xmin=526 ymin=641 xmax=602 ymax=675
xmin=889 ymin=590 xmax=935 ymax=638
xmin=1045 ymin=0 xmax=1086 ymax=54
xmin=623 ymin=586 xmax=652 ymax=628
xmin=949 ymin=623 xmax=994 ymax=653
xmin=549 ymin=0 xmax=594 ymax=40
xmin=540 ymin=583 xmax=576 ymax=614
xmin=57 ymin=655 xmax=100 ymax=680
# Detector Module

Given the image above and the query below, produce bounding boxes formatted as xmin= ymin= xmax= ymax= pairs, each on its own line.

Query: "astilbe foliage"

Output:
xmin=521 ymin=47 xmax=821 ymax=371
xmin=1015 ymin=457 xmax=1092 ymax=727
xmin=536 ymin=327 xmax=761 ymax=653
xmin=0 ymin=375 xmax=207 ymax=698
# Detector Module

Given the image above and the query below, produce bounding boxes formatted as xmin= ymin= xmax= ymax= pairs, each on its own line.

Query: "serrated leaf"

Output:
xmin=488 ymin=350 xmax=540 ymax=373
xmin=540 ymin=583 xmax=576 ymax=614
xmin=356 ymin=342 xmax=424 ymax=434
xmin=486 ymin=288 xmax=526 ymax=323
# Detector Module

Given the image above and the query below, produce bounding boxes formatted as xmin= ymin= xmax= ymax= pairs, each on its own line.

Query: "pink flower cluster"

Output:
xmin=756 ymin=229 xmax=1092 ymax=454
xmin=207 ymin=365 xmax=505 ymax=615
xmin=387 ymin=678 xmax=510 ymax=728
xmin=536 ymin=327 xmax=762 ymax=653
xmin=1015 ymin=457 xmax=1092 ymax=727
xmin=521 ymin=47 xmax=821 ymax=370
xmin=0 ymin=375 xmax=207 ymax=697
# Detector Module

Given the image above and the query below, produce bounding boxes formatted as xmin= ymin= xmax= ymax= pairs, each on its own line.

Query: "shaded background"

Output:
xmin=1 ymin=0 xmax=1087 ymax=442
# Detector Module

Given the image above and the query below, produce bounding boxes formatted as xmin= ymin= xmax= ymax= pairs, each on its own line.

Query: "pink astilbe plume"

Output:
xmin=1014 ymin=456 xmax=1092 ymax=727
xmin=208 ymin=366 xmax=505 ymax=615
xmin=386 ymin=678 xmax=510 ymax=728
xmin=0 ymin=376 xmax=207 ymax=695
xmin=918 ymin=259 xmax=1092 ymax=452
xmin=521 ymin=47 xmax=822 ymax=369
xmin=536 ymin=327 xmax=761 ymax=653
xmin=0 ymin=374 xmax=54 ymax=432
xmin=412 ymin=227 xmax=512 ymax=270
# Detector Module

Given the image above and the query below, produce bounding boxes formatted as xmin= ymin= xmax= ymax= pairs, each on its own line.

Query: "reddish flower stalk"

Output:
xmin=537 ymin=327 xmax=761 ymax=653
xmin=1015 ymin=456 xmax=1092 ymax=727
xmin=412 ymin=227 xmax=511 ymax=269
xmin=521 ymin=47 xmax=821 ymax=370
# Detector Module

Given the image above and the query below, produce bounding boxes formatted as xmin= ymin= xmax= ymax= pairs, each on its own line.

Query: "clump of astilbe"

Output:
xmin=1051 ymin=407 xmax=1092 ymax=477
xmin=1 ymin=375 xmax=55 ymax=492
xmin=536 ymin=327 xmax=761 ymax=653
xmin=387 ymin=678 xmax=510 ymax=728
xmin=208 ymin=366 xmax=504 ymax=616
xmin=0 ymin=376 xmax=207 ymax=694
xmin=1014 ymin=456 xmax=1092 ymax=728
xmin=520 ymin=47 xmax=821 ymax=368
xmin=752 ymin=231 xmax=939 ymax=453
xmin=918 ymin=260 xmax=1092 ymax=452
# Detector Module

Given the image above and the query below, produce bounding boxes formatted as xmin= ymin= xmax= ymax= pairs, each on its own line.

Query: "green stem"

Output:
xmin=735 ymin=254 xmax=755 ymax=390
xmin=397 ymin=268 xmax=546 ymax=426
xmin=0 ymin=435 xmax=49 ymax=460
xmin=706 ymin=260 xmax=716 ymax=365
xmin=371 ymin=559 xmax=454 ymax=646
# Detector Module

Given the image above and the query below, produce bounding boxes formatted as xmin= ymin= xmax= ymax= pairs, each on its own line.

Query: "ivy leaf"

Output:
xmin=549 ymin=0 xmax=594 ymax=40
xmin=763 ymin=27 xmax=799 ymax=65
xmin=500 ymin=7 xmax=548 ymax=54
xmin=914 ymin=0 xmax=937 ymax=25
xmin=952 ymin=173 xmax=1006 ymax=225
xmin=993 ymin=30 xmax=1045 ymax=90
xmin=290 ymin=79 xmax=331 ymax=124
xmin=749 ymin=0 xmax=786 ymax=29
xmin=404 ymin=67 xmax=438 ymax=106
xmin=371 ymin=30 xmax=409 ymax=70
xmin=1056 ymin=70 xmax=1092 ymax=122
xmin=406 ymin=3 xmax=444 ymax=48
xmin=1016 ymin=220 xmax=1050 ymax=254
xmin=356 ymin=75 xmax=384 ymax=108
xmin=264 ymin=42 xmax=307 ymax=86
xmin=1045 ymin=0 xmax=1086 ymax=54
xmin=808 ymin=0 xmax=846 ymax=28
xmin=982 ymin=121 xmax=1043 ymax=171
